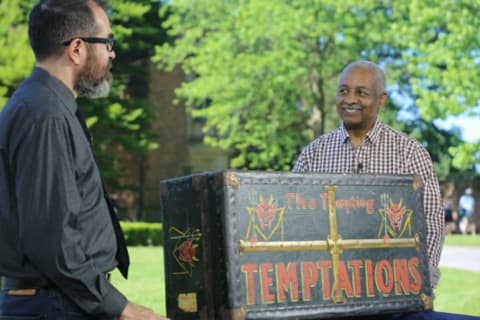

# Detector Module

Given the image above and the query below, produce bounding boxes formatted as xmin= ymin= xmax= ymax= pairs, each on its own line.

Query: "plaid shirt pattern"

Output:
xmin=293 ymin=119 xmax=444 ymax=267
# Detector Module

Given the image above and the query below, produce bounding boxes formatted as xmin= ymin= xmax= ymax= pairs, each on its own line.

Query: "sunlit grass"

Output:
xmin=444 ymin=234 xmax=480 ymax=247
xmin=435 ymin=267 xmax=480 ymax=316
xmin=110 ymin=246 xmax=166 ymax=314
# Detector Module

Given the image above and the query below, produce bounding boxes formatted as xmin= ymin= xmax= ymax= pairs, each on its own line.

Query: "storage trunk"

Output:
xmin=160 ymin=171 xmax=433 ymax=320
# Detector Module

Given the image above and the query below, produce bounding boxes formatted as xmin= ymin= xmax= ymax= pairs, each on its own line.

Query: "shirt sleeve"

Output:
xmin=14 ymin=116 xmax=127 ymax=316
xmin=410 ymin=145 xmax=444 ymax=268
xmin=292 ymin=147 xmax=309 ymax=172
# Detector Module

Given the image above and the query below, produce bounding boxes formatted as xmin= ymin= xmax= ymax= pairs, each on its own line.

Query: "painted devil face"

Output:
xmin=387 ymin=198 xmax=406 ymax=231
xmin=177 ymin=238 xmax=198 ymax=267
xmin=256 ymin=197 xmax=277 ymax=230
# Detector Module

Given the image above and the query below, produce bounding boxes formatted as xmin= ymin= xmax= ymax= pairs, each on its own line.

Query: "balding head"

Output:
xmin=341 ymin=61 xmax=386 ymax=97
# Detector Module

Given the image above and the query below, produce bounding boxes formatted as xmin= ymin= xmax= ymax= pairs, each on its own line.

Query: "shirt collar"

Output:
xmin=367 ymin=119 xmax=384 ymax=144
xmin=30 ymin=67 xmax=77 ymax=116
xmin=340 ymin=118 xmax=384 ymax=145
xmin=339 ymin=124 xmax=350 ymax=143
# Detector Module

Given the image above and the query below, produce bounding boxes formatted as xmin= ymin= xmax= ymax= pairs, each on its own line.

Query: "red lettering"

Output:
xmin=296 ymin=193 xmax=307 ymax=209
xmin=286 ymin=193 xmax=295 ymax=209
xmin=243 ymin=258 xmax=422 ymax=305
xmin=320 ymin=192 xmax=329 ymax=209
xmin=260 ymin=263 xmax=275 ymax=303
xmin=365 ymin=259 xmax=375 ymax=297
xmin=241 ymin=264 xmax=257 ymax=305
xmin=375 ymin=259 xmax=394 ymax=296
xmin=287 ymin=193 xmax=312 ymax=209
xmin=367 ymin=199 xmax=375 ymax=214
xmin=393 ymin=258 xmax=410 ymax=295
xmin=276 ymin=263 xmax=299 ymax=302
xmin=335 ymin=261 xmax=353 ymax=297
xmin=349 ymin=260 xmax=363 ymax=297
xmin=301 ymin=261 xmax=318 ymax=301
xmin=317 ymin=260 xmax=332 ymax=300
xmin=408 ymin=257 xmax=422 ymax=293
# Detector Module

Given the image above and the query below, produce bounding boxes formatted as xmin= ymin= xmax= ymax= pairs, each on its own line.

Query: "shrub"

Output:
xmin=120 ymin=222 xmax=163 ymax=246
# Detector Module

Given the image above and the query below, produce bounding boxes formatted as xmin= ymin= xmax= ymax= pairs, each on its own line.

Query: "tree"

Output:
xmin=0 ymin=0 xmax=35 ymax=107
xmin=383 ymin=0 xmax=480 ymax=172
xmin=155 ymin=0 xmax=394 ymax=170
xmin=155 ymin=0 xmax=480 ymax=173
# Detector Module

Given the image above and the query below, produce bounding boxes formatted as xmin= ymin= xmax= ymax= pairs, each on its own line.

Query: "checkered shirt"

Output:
xmin=293 ymin=119 xmax=444 ymax=267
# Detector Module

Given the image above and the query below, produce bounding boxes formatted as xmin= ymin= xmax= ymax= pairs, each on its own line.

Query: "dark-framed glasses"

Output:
xmin=62 ymin=37 xmax=116 ymax=52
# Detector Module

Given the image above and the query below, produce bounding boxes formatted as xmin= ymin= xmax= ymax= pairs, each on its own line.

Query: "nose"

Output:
xmin=109 ymin=49 xmax=116 ymax=60
xmin=343 ymin=91 xmax=357 ymax=105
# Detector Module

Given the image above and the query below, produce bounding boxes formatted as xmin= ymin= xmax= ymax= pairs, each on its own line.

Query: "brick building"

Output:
xmin=115 ymin=63 xmax=229 ymax=221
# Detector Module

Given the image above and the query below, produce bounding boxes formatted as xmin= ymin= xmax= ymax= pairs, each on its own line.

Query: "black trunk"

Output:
xmin=160 ymin=171 xmax=432 ymax=320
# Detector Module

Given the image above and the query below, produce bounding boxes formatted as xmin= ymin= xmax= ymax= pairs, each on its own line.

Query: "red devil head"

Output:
xmin=177 ymin=238 xmax=198 ymax=267
xmin=256 ymin=196 xmax=277 ymax=230
xmin=387 ymin=198 xmax=406 ymax=231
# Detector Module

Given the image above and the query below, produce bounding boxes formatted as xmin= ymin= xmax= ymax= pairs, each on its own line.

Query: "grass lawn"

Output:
xmin=110 ymin=246 xmax=166 ymax=315
xmin=435 ymin=268 xmax=480 ymax=316
xmin=443 ymin=234 xmax=480 ymax=247
xmin=436 ymin=234 xmax=480 ymax=316
xmin=111 ymin=235 xmax=480 ymax=316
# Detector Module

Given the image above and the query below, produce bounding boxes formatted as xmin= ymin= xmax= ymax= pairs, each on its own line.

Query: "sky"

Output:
xmin=435 ymin=115 xmax=480 ymax=143
xmin=392 ymin=90 xmax=480 ymax=143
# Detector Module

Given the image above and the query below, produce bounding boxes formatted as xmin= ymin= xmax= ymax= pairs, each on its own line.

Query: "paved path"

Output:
xmin=439 ymin=245 xmax=480 ymax=272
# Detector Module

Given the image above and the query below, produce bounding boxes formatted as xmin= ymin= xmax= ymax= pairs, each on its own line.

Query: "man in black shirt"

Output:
xmin=0 ymin=1 xmax=167 ymax=319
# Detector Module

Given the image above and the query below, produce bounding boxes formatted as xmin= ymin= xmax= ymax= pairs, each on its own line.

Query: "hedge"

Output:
xmin=120 ymin=222 xmax=163 ymax=246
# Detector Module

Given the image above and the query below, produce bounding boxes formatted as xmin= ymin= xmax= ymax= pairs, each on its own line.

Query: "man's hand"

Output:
xmin=118 ymin=301 xmax=170 ymax=320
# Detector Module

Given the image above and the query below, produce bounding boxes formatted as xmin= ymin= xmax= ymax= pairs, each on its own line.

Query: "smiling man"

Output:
xmin=0 ymin=0 xmax=167 ymax=319
xmin=292 ymin=61 xmax=444 ymax=292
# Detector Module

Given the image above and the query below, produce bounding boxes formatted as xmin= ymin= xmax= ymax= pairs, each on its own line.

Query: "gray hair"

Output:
xmin=342 ymin=61 xmax=386 ymax=96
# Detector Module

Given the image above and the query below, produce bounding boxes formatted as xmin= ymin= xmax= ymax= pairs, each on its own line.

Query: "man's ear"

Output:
xmin=65 ymin=38 xmax=85 ymax=66
xmin=378 ymin=93 xmax=387 ymax=109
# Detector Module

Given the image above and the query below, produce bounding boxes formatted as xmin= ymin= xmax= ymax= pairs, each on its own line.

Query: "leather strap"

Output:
xmin=0 ymin=276 xmax=49 ymax=290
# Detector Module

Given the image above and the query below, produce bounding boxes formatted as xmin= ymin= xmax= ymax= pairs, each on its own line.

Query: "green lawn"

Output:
xmin=435 ymin=268 xmax=480 ymax=315
xmin=443 ymin=234 xmax=480 ymax=247
xmin=110 ymin=246 xmax=167 ymax=315
xmin=111 ymin=236 xmax=480 ymax=316
xmin=436 ymin=234 xmax=480 ymax=316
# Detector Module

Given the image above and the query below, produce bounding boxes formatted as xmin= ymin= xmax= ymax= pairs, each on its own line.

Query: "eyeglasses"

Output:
xmin=62 ymin=37 xmax=116 ymax=52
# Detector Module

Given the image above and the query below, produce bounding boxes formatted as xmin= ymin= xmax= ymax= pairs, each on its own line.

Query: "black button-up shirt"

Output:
xmin=0 ymin=67 xmax=127 ymax=316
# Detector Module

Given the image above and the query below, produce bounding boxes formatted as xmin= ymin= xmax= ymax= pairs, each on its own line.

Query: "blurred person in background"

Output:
xmin=443 ymin=196 xmax=457 ymax=234
xmin=458 ymin=188 xmax=476 ymax=235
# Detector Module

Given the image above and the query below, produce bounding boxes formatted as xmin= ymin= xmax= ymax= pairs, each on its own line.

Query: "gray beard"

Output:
xmin=75 ymin=72 xmax=112 ymax=99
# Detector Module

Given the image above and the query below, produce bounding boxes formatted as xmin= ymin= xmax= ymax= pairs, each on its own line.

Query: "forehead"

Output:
xmin=338 ymin=66 xmax=376 ymax=90
xmin=90 ymin=3 xmax=112 ymax=35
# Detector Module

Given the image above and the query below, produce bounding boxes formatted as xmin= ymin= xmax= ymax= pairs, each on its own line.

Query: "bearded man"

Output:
xmin=0 ymin=1 xmax=167 ymax=319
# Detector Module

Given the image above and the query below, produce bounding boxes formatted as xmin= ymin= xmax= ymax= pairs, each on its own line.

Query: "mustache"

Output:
xmin=342 ymin=104 xmax=362 ymax=111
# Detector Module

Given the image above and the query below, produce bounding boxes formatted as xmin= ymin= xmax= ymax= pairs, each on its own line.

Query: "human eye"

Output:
xmin=357 ymin=89 xmax=369 ymax=97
